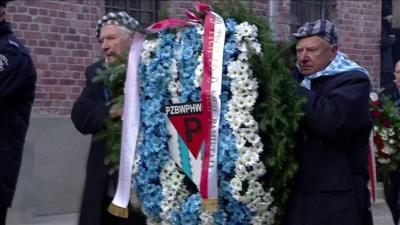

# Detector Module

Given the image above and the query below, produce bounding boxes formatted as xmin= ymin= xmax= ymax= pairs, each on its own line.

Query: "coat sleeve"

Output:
xmin=298 ymin=73 xmax=372 ymax=141
xmin=0 ymin=42 xmax=36 ymax=102
xmin=71 ymin=65 xmax=111 ymax=135
xmin=381 ymin=34 xmax=396 ymax=50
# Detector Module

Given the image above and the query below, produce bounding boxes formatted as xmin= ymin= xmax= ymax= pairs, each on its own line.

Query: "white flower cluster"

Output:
xmin=194 ymin=53 xmax=203 ymax=88
xmin=374 ymin=126 xmax=396 ymax=164
xmin=375 ymin=126 xmax=395 ymax=141
xmin=159 ymin=160 xmax=190 ymax=223
xmin=141 ymin=39 xmax=159 ymax=64
xmin=199 ymin=211 xmax=215 ymax=225
xmin=235 ymin=22 xmax=262 ymax=61
xmin=377 ymin=157 xmax=391 ymax=164
xmin=226 ymin=22 xmax=276 ymax=224
xmin=194 ymin=26 xmax=204 ymax=88
xmin=168 ymin=58 xmax=181 ymax=104
xmin=168 ymin=32 xmax=183 ymax=104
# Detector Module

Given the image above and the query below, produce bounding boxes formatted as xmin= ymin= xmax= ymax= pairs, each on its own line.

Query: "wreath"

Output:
xmin=95 ymin=2 xmax=303 ymax=224
xmin=370 ymin=92 xmax=400 ymax=182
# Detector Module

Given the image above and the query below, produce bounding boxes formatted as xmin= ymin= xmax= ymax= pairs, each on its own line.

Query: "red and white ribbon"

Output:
xmin=200 ymin=11 xmax=225 ymax=200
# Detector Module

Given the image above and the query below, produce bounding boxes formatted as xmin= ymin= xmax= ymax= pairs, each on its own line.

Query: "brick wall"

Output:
xmin=271 ymin=0 xmax=291 ymax=41
xmin=335 ymin=0 xmax=381 ymax=89
xmin=4 ymin=0 xmax=381 ymax=117
xmin=7 ymin=0 xmax=105 ymax=117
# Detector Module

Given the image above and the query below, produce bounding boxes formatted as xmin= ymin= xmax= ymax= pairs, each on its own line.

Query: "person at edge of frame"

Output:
xmin=0 ymin=0 xmax=37 ymax=224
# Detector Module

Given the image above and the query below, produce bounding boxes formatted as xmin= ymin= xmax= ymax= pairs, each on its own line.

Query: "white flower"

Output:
xmin=236 ymin=22 xmax=254 ymax=40
xmin=378 ymin=128 xmax=388 ymax=140
xmin=199 ymin=211 xmax=215 ymax=225
xmin=230 ymin=119 xmax=241 ymax=129
xmin=378 ymin=158 xmax=391 ymax=164
xmin=253 ymin=162 xmax=266 ymax=176
xmin=196 ymin=25 xmax=204 ymax=35
xmin=194 ymin=54 xmax=203 ymax=88
xmin=141 ymin=39 xmax=159 ymax=63
xmin=246 ymin=133 xmax=261 ymax=145
xmin=238 ymin=52 xmax=249 ymax=61
xmin=238 ymin=42 xmax=248 ymax=53
xmin=236 ymin=138 xmax=246 ymax=149
xmin=168 ymin=81 xmax=181 ymax=93
xmin=176 ymin=30 xmax=183 ymax=40
xmin=382 ymin=146 xmax=395 ymax=155
xmin=242 ymin=151 xmax=259 ymax=166
xmin=250 ymin=42 xmax=262 ymax=55
xmin=388 ymin=128 xmax=395 ymax=136
xmin=230 ymin=176 xmax=243 ymax=191
xmin=236 ymin=159 xmax=247 ymax=171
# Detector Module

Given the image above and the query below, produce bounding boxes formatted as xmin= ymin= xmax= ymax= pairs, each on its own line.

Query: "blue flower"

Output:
xmin=178 ymin=194 xmax=201 ymax=225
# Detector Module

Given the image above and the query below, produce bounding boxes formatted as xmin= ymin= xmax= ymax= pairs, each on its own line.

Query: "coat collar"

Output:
xmin=0 ymin=20 xmax=12 ymax=36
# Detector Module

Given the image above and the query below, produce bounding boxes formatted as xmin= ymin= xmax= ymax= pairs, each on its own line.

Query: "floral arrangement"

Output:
xmin=96 ymin=2 xmax=303 ymax=224
xmin=370 ymin=93 xmax=400 ymax=181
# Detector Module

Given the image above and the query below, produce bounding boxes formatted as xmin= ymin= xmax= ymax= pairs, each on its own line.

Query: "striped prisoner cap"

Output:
xmin=291 ymin=19 xmax=338 ymax=44
xmin=95 ymin=11 xmax=139 ymax=38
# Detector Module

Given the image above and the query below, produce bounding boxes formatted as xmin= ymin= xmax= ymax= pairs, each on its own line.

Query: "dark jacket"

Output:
xmin=380 ymin=19 xmax=397 ymax=96
xmin=0 ymin=21 xmax=36 ymax=207
xmin=284 ymin=70 xmax=373 ymax=225
xmin=71 ymin=60 xmax=110 ymax=225
xmin=392 ymin=28 xmax=400 ymax=64
xmin=71 ymin=60 xmax=146 ymax=225
xmin=381 ymin=19 xmax=396 ymax=73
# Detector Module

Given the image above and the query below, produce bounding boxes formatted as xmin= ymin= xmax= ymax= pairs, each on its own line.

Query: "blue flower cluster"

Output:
xmin=136 ymin=31 xmax=178 ymax=218
xmin=136 ymin=18 xmax=253 ymax=224
xmin=177 ymin=26 xmax=203 ymax=102
xmin=171 ymin=194 xmax=202 ymax=225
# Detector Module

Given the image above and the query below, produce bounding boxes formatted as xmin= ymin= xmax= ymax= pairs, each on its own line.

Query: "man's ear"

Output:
xmin=331 ymin=44 xmax=338 ymax=54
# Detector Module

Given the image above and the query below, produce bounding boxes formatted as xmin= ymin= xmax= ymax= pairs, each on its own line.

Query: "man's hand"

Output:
xmin=109 ymin=104 xmax=123 ymax=119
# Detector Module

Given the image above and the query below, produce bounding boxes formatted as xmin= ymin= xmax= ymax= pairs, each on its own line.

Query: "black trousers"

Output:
xmin=384 ymin=171 xmax=400 ymax=225
xmin=0 ymin=203 xmax=7 ymax=225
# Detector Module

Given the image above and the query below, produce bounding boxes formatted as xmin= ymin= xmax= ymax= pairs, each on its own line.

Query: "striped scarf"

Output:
xmin=300 ymin=51 xmax=369 ymax=89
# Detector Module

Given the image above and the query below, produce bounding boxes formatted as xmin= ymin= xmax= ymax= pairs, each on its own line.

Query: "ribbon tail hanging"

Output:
xmin=108 ymin=32 xmax=144 ymax=218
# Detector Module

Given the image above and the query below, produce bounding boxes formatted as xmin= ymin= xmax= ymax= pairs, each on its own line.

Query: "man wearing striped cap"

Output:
xmin=284 ymin=19 xmax=373 ymax=225
xmin=71 ymin=11 xmax=145 ymax=225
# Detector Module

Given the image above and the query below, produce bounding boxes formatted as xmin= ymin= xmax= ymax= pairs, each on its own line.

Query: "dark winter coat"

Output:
xmin=381 ymin=19 xmax=396 ymax=73
xmin=392 ymin=28 xmax=400 ymax=64
xmin=71 ymin=60 xmax=111 ymax=225
xmin=71 ymin=60 xmax=146 ymax=225
xmin=0 ymin=21 xmax=36 ymax=207
xmin=284 ymin=70 xmax=373 ymax=225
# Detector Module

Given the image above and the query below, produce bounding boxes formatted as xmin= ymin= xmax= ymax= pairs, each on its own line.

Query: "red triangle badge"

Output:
xmin=165 ymin=102 xmax=204 ymax=158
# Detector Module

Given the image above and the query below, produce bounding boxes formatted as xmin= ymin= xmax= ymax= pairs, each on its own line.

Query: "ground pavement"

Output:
xmin=7 ymin=183 xmax=395 ymax=225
